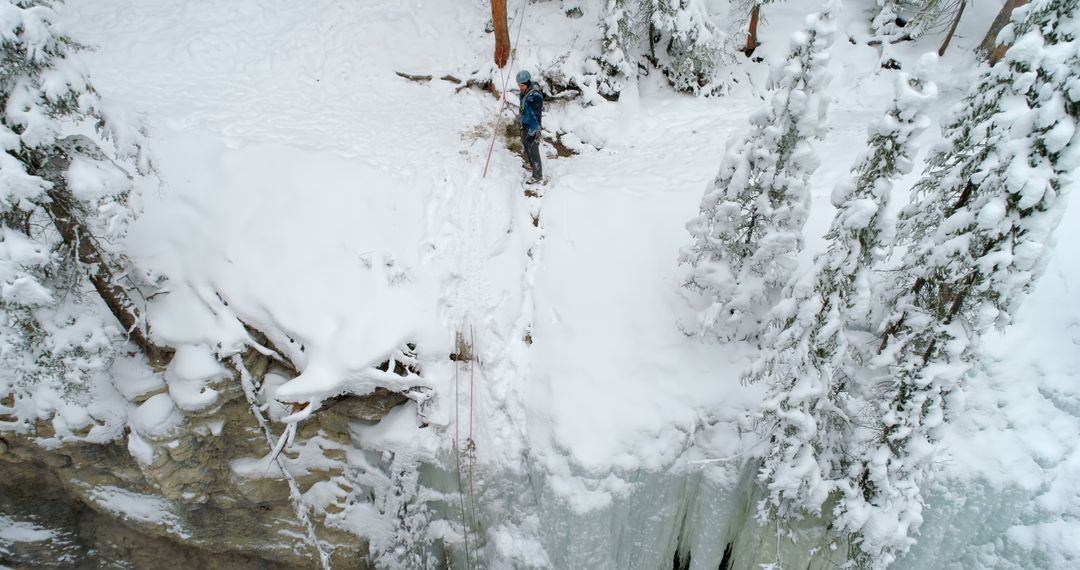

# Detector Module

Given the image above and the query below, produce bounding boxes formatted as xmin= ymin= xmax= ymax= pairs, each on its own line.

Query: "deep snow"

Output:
xmin=6 ymin=0 xmax=1072 ymax=567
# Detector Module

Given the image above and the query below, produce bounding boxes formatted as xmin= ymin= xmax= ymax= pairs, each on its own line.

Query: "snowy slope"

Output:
xmin=39 ymin=0 xmax=1080 ymax=568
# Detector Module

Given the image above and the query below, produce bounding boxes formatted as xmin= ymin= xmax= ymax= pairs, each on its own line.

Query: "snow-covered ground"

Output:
xmin=7 ymin=0 xmax=1072 ymax=567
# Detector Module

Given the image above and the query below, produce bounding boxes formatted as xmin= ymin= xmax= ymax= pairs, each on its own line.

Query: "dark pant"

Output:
xmin=521 ymin=131 xmax=542 ymax=180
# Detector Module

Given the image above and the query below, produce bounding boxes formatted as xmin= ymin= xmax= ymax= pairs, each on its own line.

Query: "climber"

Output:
xmin=516 ymin=70 xmax=544 ymax=183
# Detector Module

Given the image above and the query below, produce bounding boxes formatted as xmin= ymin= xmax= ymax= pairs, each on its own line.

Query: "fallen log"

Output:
xmin=394 ymin=71 xmax=432 ymax=82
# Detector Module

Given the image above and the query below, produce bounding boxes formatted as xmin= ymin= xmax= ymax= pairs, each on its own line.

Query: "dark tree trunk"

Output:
xmin=745 ymin=4 xmax=762 ymax=56
xmin=492 ymin=0 xmax=510 ymax=68
xmin=979 ymin=0 xmax=1028 ymax=64
xmin=39 ymin=137 xmax=174 ymax=368
xmin=937 ymin=0 xmax=967 ymax=56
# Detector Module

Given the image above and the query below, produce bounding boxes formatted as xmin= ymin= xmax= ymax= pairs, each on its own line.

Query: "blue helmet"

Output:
xmin=516 ymin=70 xmax=531 ymax=84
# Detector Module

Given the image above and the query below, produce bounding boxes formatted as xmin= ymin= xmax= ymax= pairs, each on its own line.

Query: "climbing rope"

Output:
xmin=451 ymin=342 xmax=474 ymax=570
xmin=449 ymin=324 xmax=484 ymax=569
xmin=466 ymin=325 xmax=478 ymax=546
xmin=453 ymin=4 xmax=531 ymax=565
xmin=482 ymin=0 xmax=530 ymax=178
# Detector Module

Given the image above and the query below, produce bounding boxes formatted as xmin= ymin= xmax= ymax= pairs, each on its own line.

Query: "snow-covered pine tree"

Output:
xmin=1 ymin=0 xmax=150 ymax=431
xmin=869 ymin=0 xmax=903 ymax=39
xmin=869 ymin=0 xmax=963 ymax=66
xmin=597 ymin=0 xmax=727 ymax=96
xmin=868 ymin=0 xmax=905 ymax=67
xmin=681 ymin=0 xmax=838 ymax=342
xmin=845 ymin=0 xmax=1079 ymax=565
xmin=598 ymin=0 xmax=637 ymax=97
xmin=747 ymin=64 xmax=936 ymax=527
xmin=648 ymin=0 xmax=726 ymax=94
xmin=870 ymin=0 xmax=963 ymax=42
xmin=906 ymin=0 xmax=966 ymax=39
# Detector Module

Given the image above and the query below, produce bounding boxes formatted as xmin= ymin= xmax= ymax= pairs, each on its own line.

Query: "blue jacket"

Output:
xmin=519 ymin=82 xmax=543 ymax=137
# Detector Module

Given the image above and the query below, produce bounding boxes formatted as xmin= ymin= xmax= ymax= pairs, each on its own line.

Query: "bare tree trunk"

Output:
xmin=937 ymin=0 xmax=967 ymax=56
xmin=745 ymin=4 xmax=762 ymax=56
xmin=979 ymin=0 xmax=1028 ymax=64
xmin=492 ymin=0 xmax=510 ymax=68
xmin=40 ymin=137 xmax=174 ymax=368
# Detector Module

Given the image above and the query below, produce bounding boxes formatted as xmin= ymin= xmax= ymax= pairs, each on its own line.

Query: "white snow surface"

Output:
xmin=81 ymin=485 xmax=188 ymax=539
xmin=0 ymin=515 xmax=54 ymax=543
xmin=46 ymin=0 xmax=1080 ymax=568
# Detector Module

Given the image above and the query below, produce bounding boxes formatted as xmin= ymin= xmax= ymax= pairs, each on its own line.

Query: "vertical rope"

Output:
xmin=482 ymin=0 xmax=530 ymax=178
xmin=452 ymin=333 xmax=474 ymax=570
xmin=469 ymin=326 xmax=476 ymax=445
xmin=466 ymin=326 xmax=478 ymax=537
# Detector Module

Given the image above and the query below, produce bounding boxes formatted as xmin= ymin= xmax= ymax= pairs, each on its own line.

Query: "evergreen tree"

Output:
xmin=871 ymin=0 xmax=964 ymax=41
xmin=681 ymin=0 xmax=838 ymax=342
xmin=1 ymin=0 xmax=149 ymax=430
xmin=868 ymin=0 xmax=905 ymax=67
xmin=846 ymin=0 xmax=1079 ymax=565
xmin=869 ymin=0 xmax=905 ymax=42
xmin=650 ymin=0 xmax=726 ymax=93
xmin=906 ymin=0 xmax=965 ymax=39
xmin=598 ymin=0 xmax=727 ymax=96
xmin=869 ymin=0 xmax=964 ymax=65
xmin=598 ymin=0 xmax=637 ymax=97
xmin=748 ymin=64 xmax=937 ymax=527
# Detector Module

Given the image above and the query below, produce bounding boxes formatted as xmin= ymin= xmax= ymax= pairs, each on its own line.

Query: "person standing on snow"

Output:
xmin=516 ymin=70 xmax=544 ymax=183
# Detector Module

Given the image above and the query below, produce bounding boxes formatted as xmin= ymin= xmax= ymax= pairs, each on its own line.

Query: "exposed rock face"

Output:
xmin=0 ymin=346 xmax=411 ymax=569
xmin=0 ymin=452 xmax=295 ymax=569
